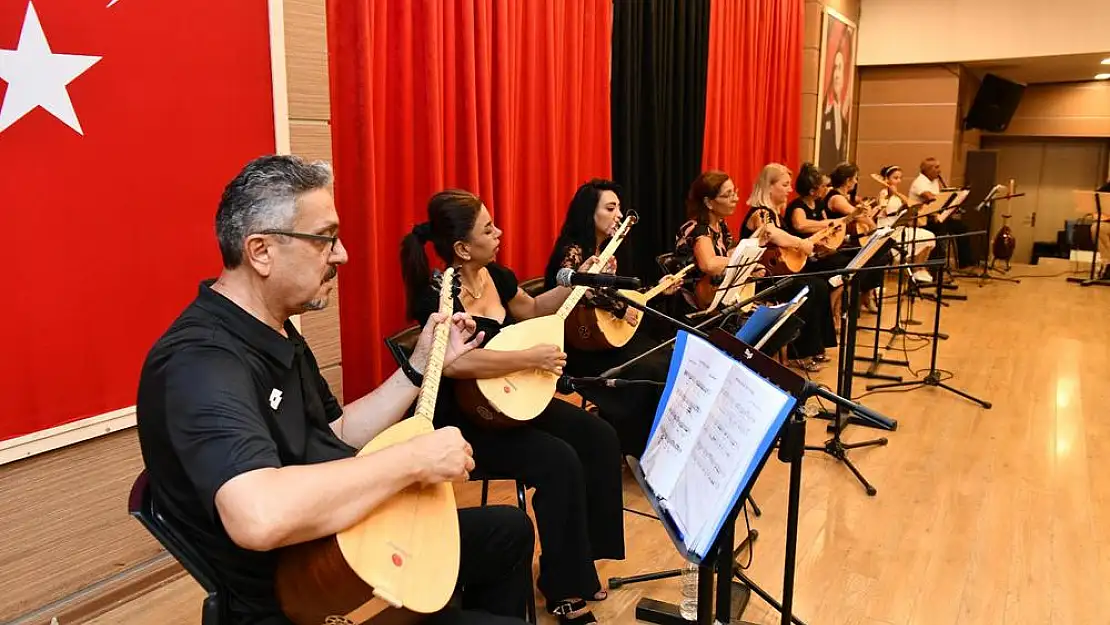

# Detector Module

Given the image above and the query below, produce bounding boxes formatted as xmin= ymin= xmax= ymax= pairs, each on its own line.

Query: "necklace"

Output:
xmin=460 ymin=276 xmax=484 ymax=300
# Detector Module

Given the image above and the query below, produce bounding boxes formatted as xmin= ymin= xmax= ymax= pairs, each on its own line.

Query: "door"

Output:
xmin=981 ymin=138 xmax=1110 ymax=263
xmin=988 ymin=142 xmax=1043 ymax=263
xmin=1037 ymin=142 xmax=1109 ymax=246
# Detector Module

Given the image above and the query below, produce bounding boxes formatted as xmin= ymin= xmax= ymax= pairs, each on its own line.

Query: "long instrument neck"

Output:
xmin=554 ymin=230 xmax=629 ymax=320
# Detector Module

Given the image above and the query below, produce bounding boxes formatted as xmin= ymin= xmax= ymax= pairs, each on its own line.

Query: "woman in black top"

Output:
xmin=785 ymin=163 xmax=853 ymax=323
xmin=542 ymin=179 xmax=674 ymax=458
xmin=824 ymin=162 xmax=890 ymax=311
xmin=400 ymin=190 xmax=625 ymax=624
xmin=741 ymin=163 xmax=837 ymax=368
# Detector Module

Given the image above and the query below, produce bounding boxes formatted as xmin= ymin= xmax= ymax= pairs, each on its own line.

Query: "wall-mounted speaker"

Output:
xmin=964 ymin=73 xmax=1026 ymax=132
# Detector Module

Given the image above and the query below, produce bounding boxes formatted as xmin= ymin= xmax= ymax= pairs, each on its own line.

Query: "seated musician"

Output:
xmin=909 ymin=157 xmax=975 ymax=268
xmin=541 ymin=178 xmax=674 ymax=458
xmin=824 ymin=162 xmax=890 ymax=312
xmin=135 ymin=156 xmax=535 ymax=625
xmin=875 ymin=164 xmax=936 ymax=284
xmin=400 ymin=189 xmax=626 ymax=625
xmin=784 ymin=163 xmax=849 ymax=319
xmin=742 ymin=164 xmax=839 ymax=369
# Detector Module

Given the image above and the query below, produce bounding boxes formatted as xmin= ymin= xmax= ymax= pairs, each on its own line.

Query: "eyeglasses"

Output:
xmin=258 ymin=229 xmax=340 ymax=252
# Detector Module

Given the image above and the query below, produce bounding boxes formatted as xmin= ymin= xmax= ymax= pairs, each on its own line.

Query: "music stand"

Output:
xmin=1066 ymin=190 xmax=1110 ymax=287
xmin=953 ymin=185 xmax=1023 ymax=285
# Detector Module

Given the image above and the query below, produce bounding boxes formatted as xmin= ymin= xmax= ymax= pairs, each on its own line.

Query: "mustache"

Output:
xmin=323 ymin=266 xmax=338 ymax=283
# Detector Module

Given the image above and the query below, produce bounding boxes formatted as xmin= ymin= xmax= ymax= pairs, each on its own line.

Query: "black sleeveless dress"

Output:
xmin=742 ymin=206 xmax=837 ymax=359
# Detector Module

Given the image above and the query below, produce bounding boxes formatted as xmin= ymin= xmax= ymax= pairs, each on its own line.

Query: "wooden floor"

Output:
xmin=88 ymin=262 xmax=1110 ymax=625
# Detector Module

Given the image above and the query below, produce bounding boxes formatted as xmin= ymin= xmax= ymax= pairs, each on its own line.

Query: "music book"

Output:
xmin=708 ymin=239 xmax=765 ymax=312
xmin=736 ymin=286 xmax=809 ymax=350
xmin=640 ymin=331 xmax=798 ymax=560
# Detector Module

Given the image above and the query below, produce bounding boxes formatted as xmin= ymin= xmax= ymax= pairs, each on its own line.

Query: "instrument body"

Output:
xmin=992 ymin=215 xmax=1016 ymax=261
xmin=458 ymin=215 xmax=637 ymax=428
xmin=276 ymin=269 xmax=461 ymax=625
xmin=568 ymin=264 xmax=692 ymax=351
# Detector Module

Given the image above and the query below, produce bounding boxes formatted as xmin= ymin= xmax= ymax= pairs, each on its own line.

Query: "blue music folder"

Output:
xmin=735 ymin=286 xmax=809 ymax=346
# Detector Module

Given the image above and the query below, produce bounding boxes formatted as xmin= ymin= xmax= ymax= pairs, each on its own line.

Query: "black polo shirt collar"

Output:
xmin=193 ymin=279 xmax=297 ymax=369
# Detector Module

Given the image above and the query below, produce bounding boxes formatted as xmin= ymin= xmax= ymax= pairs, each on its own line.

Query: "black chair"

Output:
xmin=128 ymin=470 xmax=227 ymax=625
xmin=384 ymin=324 xmax=538 ymax=624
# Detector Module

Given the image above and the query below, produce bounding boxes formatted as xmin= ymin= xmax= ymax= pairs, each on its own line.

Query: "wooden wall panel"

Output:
xmin=0 ymin=430 xmax=158 ymax=622
xmin=989 ymin=82 xmax=1110 ymax=138
xmin=320 ymin=364 xmax=344 ymax=404
xmin=855 ymin=65 xmax=960 ymax=195
xmin=856 ymin=104 xmax=958 ymax=142
xmin=290 ymin=120 xmax=333 ymax=162
xmin=284 ymin=0 xmax=330 ymax=121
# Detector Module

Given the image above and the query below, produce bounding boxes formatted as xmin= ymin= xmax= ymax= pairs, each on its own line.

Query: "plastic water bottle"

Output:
xmin=679 ymin=562 xmax=698 ymax=620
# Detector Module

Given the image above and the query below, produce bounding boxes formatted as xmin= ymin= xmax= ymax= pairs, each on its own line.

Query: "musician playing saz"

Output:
xmin=909 ymin=157 xmax=975 ymax=268
xmin=400 ymin=190 xmax=626 ymax=625
xmin=136 ymin=156 xmax=535 ymax=625
xmin=542 ymin=179 xmax=676 ymax=458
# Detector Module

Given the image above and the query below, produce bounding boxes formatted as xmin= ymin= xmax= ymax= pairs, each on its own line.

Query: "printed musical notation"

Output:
xmin=642 ymin=332 xmax=797 ymax=557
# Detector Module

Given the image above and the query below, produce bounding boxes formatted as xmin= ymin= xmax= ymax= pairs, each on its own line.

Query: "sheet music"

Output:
xmin=641 ymin=334 xmax=733 ymax=499
xmin=847 ymin=227 xmax=893 ymax=270
xmin=709 ymin=240 xmax=764 ymax=311
xmin=641 ymin=332 xmax=798 ymax=558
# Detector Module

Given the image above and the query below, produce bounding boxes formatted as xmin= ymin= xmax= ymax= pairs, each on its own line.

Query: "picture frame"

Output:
xmin=814 ymin=7 xmax=857 ymax=173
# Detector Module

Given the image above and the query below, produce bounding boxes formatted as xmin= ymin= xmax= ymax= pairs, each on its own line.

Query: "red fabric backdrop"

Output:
xmin=701 ymin=0 xmax=803 ymax=230
xmin=327 ymin=0 xmax=613 ymax=398
xmin=0 ymin=0 xmax=275 ymax=442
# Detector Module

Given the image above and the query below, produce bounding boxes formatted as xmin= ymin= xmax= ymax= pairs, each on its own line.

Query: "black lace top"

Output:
xmin=675 ymin=219 xmax=732 ymax=284
xmin=542 ymin=242 xmax=627 ymax=317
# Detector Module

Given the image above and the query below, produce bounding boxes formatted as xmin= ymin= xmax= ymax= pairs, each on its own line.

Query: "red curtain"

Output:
xmin=327 ymin=0 xmax=612 ymax=398
xmin=701 ymin=0 xmax=803 ymax=230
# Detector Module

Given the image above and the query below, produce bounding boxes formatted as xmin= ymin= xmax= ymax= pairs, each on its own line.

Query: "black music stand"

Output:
xmin=865 ymin=231 xmax=993 ymax=409
xmin=1067 ymin=191 xmax=1110 ymax=287
xmin=624 ymin=328 xmax=809 ymax=625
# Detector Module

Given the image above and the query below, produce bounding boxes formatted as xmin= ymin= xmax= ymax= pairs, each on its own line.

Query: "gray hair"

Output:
xmin=215 ymin=154 xmax=334 ymax=268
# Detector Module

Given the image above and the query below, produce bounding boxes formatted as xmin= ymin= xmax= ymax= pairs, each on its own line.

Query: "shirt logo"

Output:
xmin=269 ymin=388 xmax=283 ymax=410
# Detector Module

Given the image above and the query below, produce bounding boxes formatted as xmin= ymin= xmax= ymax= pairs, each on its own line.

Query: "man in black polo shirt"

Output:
xmin=136 ymin=155 xmax=534 ymax=625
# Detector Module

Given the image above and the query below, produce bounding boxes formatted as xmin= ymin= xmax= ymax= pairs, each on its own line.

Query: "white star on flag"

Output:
xmin=0 ymin=1 xmax=102 ymax=135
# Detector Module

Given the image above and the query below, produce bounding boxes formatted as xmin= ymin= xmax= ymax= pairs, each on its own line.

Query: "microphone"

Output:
xmin=556 ymin=268 xmax=641 ymax=290
xmin=556 ymin=375 xmax=664 ymax=394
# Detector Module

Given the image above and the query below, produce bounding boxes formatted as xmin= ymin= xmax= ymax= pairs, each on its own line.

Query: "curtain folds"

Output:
xmin=611 ymin=0 xmax=711 ymax=285
xmin=328 ymin=0 xmax=613 ymax=395
xmin=702 ymin=0 xmax=804 ymax=229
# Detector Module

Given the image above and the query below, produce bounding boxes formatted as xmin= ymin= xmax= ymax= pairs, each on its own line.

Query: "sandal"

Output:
xmin=548 ymin=599 xmax=597 ymax=624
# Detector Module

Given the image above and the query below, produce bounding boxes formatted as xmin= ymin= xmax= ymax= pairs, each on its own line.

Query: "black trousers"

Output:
xmin=926 ymin=218 xmax=975 ymax=268
xmin=253 ymin=507 xmax=534 ymax=625
xmin=756 ymin=273 xmax=836 ymax=360
xmin=455 ymin=399 xmax=626 ymax=608
xmin=565 ymin=333 xmax=672 ymax=459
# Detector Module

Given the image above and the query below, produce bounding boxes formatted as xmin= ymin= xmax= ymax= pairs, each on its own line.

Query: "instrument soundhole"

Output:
xmin=325 ymin=617 xmax=355 ymax=625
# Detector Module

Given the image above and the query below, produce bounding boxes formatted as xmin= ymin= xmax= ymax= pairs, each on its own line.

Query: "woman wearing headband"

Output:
xmin=876 ymin=164 xmax=936 ymax=284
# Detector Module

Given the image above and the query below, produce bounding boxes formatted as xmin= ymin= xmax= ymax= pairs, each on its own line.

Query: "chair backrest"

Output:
xmin=519 ymin=276 xmax=545 ymax=297
xmin=129 ymin=470 xmax=227 ymax=625
xmin=385 ymin=324 xmax=422 ymax=364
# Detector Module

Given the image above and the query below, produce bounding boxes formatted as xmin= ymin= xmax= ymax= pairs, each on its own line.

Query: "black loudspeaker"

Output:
xmin=964 ymin=73 xmax=1025 ymax=132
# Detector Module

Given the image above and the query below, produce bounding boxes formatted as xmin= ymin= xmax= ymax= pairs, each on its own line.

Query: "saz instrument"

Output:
xmin=275 ymin=269 xmax=461 ymax=625
xmin=992 ymin=214 xmax=1016 ymax=261
xmin=569 ymin=263 xmax=693 ymax=350
xmin=456 ymin=214 xmax=637 ymax=428
xmin=758 ymin=202 xmax=871 ymax=277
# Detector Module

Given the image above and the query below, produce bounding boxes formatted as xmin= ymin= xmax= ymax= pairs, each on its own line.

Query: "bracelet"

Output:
xmin=401 ymin=358 xmax=424 ymax=388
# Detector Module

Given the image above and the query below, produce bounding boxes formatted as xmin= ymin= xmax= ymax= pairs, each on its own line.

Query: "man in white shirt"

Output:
xmin=909 ymin=158 xmax=942 ymax=205
xmin=911 ymin=157 xmax=976 ymax=269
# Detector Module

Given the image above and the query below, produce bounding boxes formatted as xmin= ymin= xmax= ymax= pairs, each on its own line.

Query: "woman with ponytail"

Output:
xmin=399 ymin=189 xmax=625 ymax=625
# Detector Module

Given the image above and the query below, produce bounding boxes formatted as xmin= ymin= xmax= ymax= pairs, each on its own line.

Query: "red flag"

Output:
xmin=0 ymin=0 xmax=277 ymax=441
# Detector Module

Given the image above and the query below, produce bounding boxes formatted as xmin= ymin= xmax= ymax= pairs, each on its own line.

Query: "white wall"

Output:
xmin=858 ymin=0 xmax=1110 ymax=66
